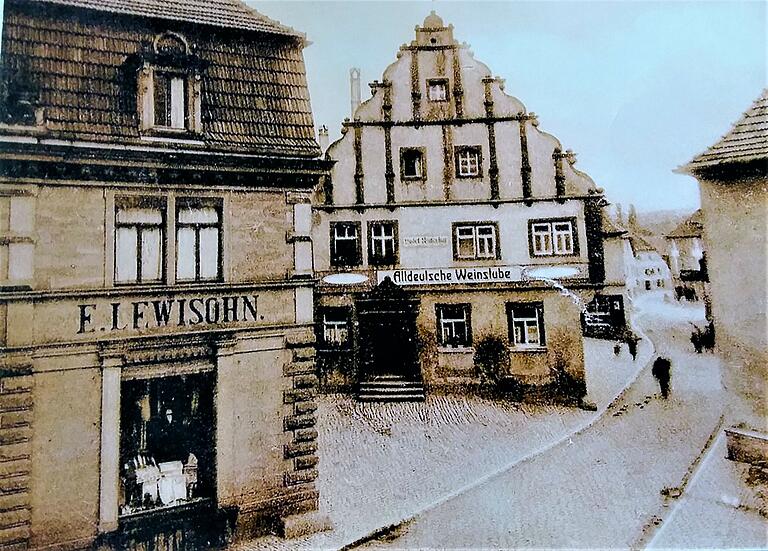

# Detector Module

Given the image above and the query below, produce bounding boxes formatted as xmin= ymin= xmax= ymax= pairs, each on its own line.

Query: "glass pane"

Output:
xmin=141 ymin=228 xmax=162 ymax=281
xmin=117 ymin=208 xmax=162 ymax=225
xmin=457 ymin=236 xmax=475 ymax=257
xmin=199 ymin=227 xmax=219 ymax=279
xmin=178 ymin=207 xmax=218 ymax=225
xmin=154 ymin=73 xmax=170 ymax=126
xmin=176 ymin=227 xmax=196 ymax=280
xmin=513 ymin=321 xmax=525 ymax=344
xmin=115 ymin=227 xmax=138 ymax=282
xmin=170 ymin=77 xmax=185 ymax=129
xmin=526 ymin=323 xmax=540 ymax=344
xmin=513 ymin=304 xmax=538 ymax=318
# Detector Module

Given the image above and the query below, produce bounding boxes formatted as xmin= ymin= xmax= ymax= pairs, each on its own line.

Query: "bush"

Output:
xmin=473 ymin=334 xmax=510 ymax=388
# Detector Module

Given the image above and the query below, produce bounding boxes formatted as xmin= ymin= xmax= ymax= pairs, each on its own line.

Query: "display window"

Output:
xmin=119 ymin=372 xmax=215 ymax=517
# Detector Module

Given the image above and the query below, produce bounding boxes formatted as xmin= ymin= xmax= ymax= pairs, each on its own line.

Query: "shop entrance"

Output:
xmin=356 ymin=277 xmax=420 ymax=380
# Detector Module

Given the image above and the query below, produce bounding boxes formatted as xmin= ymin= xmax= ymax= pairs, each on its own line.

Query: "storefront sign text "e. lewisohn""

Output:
xmin=377 ymin=266 xmax=524 ymax=286
xmin=77 ymin=295 xmax=259 ymax=334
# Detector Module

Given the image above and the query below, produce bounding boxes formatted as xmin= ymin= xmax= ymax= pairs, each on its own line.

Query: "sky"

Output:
xmin=252 ymin=1 xmax=766 ymax=212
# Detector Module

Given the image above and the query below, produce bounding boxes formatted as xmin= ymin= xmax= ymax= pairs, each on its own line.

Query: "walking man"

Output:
xmin=652 ymin=356 xmax=672 ymax=398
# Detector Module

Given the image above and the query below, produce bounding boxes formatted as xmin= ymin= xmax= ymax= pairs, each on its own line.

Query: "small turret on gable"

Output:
xmin=414 ymin=11 xmax=457 ymax=47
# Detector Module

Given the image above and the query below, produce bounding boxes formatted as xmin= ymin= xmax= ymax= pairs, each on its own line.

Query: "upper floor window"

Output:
xmin=368 ymin=221 xmax=398 ymax=266
xmin=320 ymin=307 xmax=351 ymax=348
xmin=176 ymin=199 xmax=221 ymax=282
xmin=529 ymin=218 xmax=578 ymax=257
xmin=436 ymin=304 xmax=472 ymax=348
xmin=330 ymin=221 xmax=362 ymax=267
xmin=153 ymin=71 xmax=186 ymax=129
xmin=455 ymin=146 xmax=482 ymax=178
xmin=115 ymin=198 xmax=165 ymax=284
xmin=400 ymin=148 xmax=426 ymax=181
xmin=453 ymin=222 xmax=499 ymax=260
xmin=427 ymin=78 xmax=449 ymax=102
xmin=507 ymin=302 xmax=545 ymax=348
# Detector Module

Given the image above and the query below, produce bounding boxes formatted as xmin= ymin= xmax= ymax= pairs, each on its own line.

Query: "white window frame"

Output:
xmin=322 ymin=309 xmax=350 ymax=348
xmin=427 ymin=79 xmax=448 ymax=102
xmin=114 ymin=203 xmax=165 ymax=284
xmin=455 ymin=147 xmax=481 ymax=177
xmin=437 ymin=304 xmax=471 ymax=348
xmin=401 ymin=148 xmax=425 ymax=180
xmin=454 ymin=223 xmax=498 ymax=260
xmin=331 ymin=222 xmax=361 ymax=267
xmin=153 ymin=71 xmax=187 ymax=130
xmin=369 ymin=221 xmax=397 ymax=265
xmin=530 ymin=219 xmax=576 ymax=257
xmin=175 ymin=202 xmax=222 ymax=282
xmin=508 ymin=303 xmax=545 ymax=348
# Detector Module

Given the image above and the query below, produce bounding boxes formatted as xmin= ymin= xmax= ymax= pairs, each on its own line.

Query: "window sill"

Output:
xmin=509 ymin=346 xmax=548 ymax=354
xmin=119 ymin=496 xmax=213 ymax=523
xmin=401 ymin=177 xmax=426 ymax=183
xmin=438 ymin=346 xmax=474 ymax=354
xmin=455 ymin=175 xmax=483 ymax=180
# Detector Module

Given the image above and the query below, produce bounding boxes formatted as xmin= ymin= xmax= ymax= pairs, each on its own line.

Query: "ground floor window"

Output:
xmin=507 ymin=302 xmax=545 ymax=348
xmin=119 ymin=372 xmax=215 ymax=517
xmin=320 ymin=307 xmax=351 ymax=348
xmin=436 ymin=304 xmax=472 ymax=348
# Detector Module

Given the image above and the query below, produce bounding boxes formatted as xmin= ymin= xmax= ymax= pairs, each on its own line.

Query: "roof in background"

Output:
xmin=601 ymin=211 xmax=628 ymax=237
xmin=683 ymin=89 xmax=768 ymax=171
xmin=27 ymin=0 xmax=303 ymax=37
xmin=667 ymin=209 xmax=704 ymax=239
xmin=627 ymin=232 xmax=657 ymax=254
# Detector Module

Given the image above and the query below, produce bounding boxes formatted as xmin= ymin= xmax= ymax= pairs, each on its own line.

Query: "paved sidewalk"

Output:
xmin=647 ymin=432 xmax=768 ymax=549
xmin=234 ymin=334 xmax=650 ymax=550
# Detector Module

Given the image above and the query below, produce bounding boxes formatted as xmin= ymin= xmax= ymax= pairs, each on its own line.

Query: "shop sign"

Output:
xmin=402 ymin=236 xmax=449 ymax=248
xmin=377 ymin=266 xmax=524 ymax=286
xmin=76 ymin=294 xmax=261 ymax=335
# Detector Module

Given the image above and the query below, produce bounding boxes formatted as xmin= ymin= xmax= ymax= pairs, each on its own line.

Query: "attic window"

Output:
xmin=154 ymin=71 xmax=186 ymax=129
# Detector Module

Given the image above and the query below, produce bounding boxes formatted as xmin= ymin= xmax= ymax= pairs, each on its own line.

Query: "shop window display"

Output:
xmin=119 ymin=372 xmax=215 ymax=517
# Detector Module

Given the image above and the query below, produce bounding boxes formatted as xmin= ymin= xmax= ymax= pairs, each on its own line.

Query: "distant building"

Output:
xmin=313 ymin=12 xmax=614 ymax=402
xmin=666 ymin=209 xmax=709 ymax=307
xmin=0 ymin=0 xmax=328 ymax=548
xmin=624 ymin=233 xmax=673 ymax=297
xmin=679 ymin=90 xmax=767 ymax=429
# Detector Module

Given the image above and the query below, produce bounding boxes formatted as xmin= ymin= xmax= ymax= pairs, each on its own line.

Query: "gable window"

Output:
xmin=176 ymin=199 xmax=221 ymax=282
xmin=453 ymin=222 xmax=499 ymax=260
xmin=400 ymin=148 xmax=426 ymax=181
xmin=507 ymin=302 xmax=545 ymax=348
xmin=115 ymin=198 xmax=165 ymax=284
xmin=330 ymin=222 xmax=362 ymax=267
xmin=368 ymin=221 xmax=398 ymax=266
xmin=529 ymin=218 xmax=578 ymax=257
xmin=455 ymin=146 xmax=482 ymax=178
xmin=427 ymin=78 xmax=448 ymax=102
xmin=436 ymin=304 xmax=472 ymax=348
xmin=319 ymin=307 xmax=351 ymax=348
xmin=153 ymin=71 xmax=186 ymax=129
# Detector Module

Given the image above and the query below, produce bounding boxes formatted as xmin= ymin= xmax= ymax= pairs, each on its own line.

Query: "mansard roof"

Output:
xmin=1 ymin=0 xmax=319 ymax=157
xmin=26 ymin=0 xmax=303 ymax=37
xmin=682 ymin=89 xmax=768 ymax=173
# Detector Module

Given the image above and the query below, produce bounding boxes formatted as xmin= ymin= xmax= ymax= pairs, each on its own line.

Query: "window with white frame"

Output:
xmin=400 ymin=148 xmax=426 ymax=180
xmin=507 ymin=302 xmax=545 ymax=348
xmin=529 ymin=219 xmax=577 ymax=257
xmin=330 ymin=222 xmax=361 ymax=267
xmin=427 ymin=79 xmax=448 ymax=102
xmin=115 ymin=199 xmax=165 ymax=284
xmin=455 ymin=146 xmax=482 ymax=178
xmin=368 ymin=221 xmax=398 ymax=266
xmin=436 ymin=304 xmax=472 ymax=348
xmin=153 ymin=71 xmax=186 ymax=129
xmin=320 ymin=307 xmax=351 ymax=348
xmin=453 ymin=222 xmax=498 ymax=260
xmin=176 ymin=199 xmax=221 ymax=281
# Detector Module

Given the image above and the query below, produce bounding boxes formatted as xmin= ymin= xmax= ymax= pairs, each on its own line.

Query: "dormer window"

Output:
xmin=427 ymin=79 xmax=448 ymax=102
xmin=153 ymin=71 xmax=186 ymax=129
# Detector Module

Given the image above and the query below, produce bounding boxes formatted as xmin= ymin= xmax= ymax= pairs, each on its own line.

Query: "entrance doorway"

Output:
xmin=356 ymin=277 xmax=420 ymax=381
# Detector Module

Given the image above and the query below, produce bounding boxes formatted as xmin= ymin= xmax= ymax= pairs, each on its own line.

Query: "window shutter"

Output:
xmin=137 ymin=65 xmax=154 ymax=131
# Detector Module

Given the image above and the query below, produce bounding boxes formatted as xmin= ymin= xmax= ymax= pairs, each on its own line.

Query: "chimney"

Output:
xmin=318 ymin=125 xmax=329 ymax=154
xmin=350 ymin=67 xmax=361 ymax=118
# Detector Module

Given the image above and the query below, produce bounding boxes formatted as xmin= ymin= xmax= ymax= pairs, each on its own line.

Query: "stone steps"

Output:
xmin=358 ymin=376 xmax=425 ymax=402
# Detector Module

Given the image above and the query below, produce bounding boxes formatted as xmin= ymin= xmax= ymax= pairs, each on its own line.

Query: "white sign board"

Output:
xmin=402 ymin=236 xmax=450 ymax=248
xmin=377 ymin=266 xmax=524 ymax=285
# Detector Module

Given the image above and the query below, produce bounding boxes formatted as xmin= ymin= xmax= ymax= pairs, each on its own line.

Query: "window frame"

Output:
xmin=152 ymin=69 xmax=188 ymax=130
xmin=330 ymin=221 xmax=363 ymax=268
xmin=435 ymin=303 xmax=472 ymax=348
xmin=452 ymin=221 xmax=501 ymax=261
xmin=318 ymin=306 xmax=352 ymax=350
xmin=426 ymin=78 xmax=449 ymax=102
xmin=399 ymin=147 xmax=427 ymax=181
xmin=114 ymin=197 xmax=166 ymax=285
xmin=527 ymin=217 xmax=579 ymax=257
xmin=506 ymin=302 xmax=546 ymax=349
xmin=175 ymin=198 xmax=223 ymax=283
xmin=367 ymin=220 xmax=399 ymax=266
xmin=454 ymin=145 xmax=483 ymax=178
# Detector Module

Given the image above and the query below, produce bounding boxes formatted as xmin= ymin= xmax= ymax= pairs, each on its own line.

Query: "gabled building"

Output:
xmin=312 ymin=12 xmax=611 ymax=402
xmin=0 ymin=0 xmax=329 ymax=548
xmin=625 ymin=233 xmax=673 ymax=297
xmin=678 ymin=90 xmax=768 ymax=430
xmin=666 ymin=209 xmax=709 ymax=303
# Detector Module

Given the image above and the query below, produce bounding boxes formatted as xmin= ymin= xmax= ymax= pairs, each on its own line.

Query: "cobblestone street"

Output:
xmin=234 ymin=301 xmax=654 ymax=550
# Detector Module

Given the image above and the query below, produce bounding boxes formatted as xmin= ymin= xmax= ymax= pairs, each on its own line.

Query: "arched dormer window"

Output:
xmin=135 ymin=32 xmax=204 ymax=136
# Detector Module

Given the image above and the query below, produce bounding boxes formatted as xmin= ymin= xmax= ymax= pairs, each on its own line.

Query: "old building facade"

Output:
xmin=0 ymin=0 xmax=328 ymax=548
xmin=680 ymin=90 xmax=767 ymax=430
xmin=313 ymin=13 xmax=611 ymax=401
xmin=666 ymin=209 xmax=709 ymax=304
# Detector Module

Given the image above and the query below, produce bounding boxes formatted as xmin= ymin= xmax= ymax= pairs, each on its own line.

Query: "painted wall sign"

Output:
xmin=402 ymin=236 xmax=450 ymax=248
xmin=377 ymin=266 xmax=524 ymax=285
